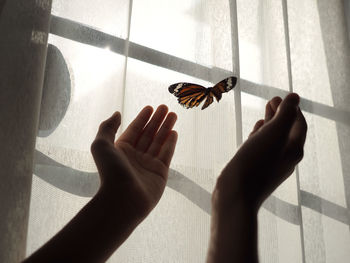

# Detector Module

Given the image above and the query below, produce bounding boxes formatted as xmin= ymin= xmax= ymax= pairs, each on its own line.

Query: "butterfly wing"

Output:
xmin=211 ymin=76 xmax=237 ymax=102
xmin=168 ymin=76 xmax=237 ymax=110
xmin=168 ymin=83 xmax=208 ymax=109
xmin=201 ymin=90 xmax=214 ymax=110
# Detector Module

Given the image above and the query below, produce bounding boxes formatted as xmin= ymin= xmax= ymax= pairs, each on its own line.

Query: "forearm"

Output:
xmin=206 ymin=201 xmax=259 ymax=263
xmin=24 ymin=188 xmax=143 ymax=263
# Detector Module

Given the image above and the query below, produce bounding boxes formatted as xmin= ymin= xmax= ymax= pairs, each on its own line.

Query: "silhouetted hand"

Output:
xmin=207 ymin=93 xmax=307 ymax=263
xmin=214 ymin=93 xmax=307 ymax=210
xmin=24 ymin=105 xmax=178 ymax=263
xmin=91 ymin=105 xmax=178 ymax=220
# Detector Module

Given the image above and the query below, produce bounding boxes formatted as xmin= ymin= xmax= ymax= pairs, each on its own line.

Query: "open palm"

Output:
xmin=91 ymin=105 xmax=178 ymax=219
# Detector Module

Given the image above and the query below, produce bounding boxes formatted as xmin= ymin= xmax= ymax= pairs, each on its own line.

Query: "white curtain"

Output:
xmin=19 ymin=0 xmax=350 ymax=262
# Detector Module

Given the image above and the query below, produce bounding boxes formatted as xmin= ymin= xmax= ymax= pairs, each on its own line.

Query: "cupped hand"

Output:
xmin=214 ymin=93 xmax=307 ymax=210
xmin=91 ymin=105 xmax=178 ymax=220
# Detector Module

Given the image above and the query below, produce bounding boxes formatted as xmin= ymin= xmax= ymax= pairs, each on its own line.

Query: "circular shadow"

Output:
xmin=38 ymin=44 xmax=71 ymax=137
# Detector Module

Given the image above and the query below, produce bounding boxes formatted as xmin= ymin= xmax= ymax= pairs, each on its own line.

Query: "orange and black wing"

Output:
xmin=211 ymin=76 xmax=237 ymax=102
xmin=201 ymin=91 xmax=214 ymax=110
xmin=168 ymin=83 xmax=208 ymax=109
xmin=168 ymin=76 xmax=237 ymax=110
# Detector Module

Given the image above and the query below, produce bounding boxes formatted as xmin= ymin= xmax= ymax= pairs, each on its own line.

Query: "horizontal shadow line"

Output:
xmin=50 ymin=15 xmax=350 ymax=126
xmin=34 ymin=150 xmax=349 ymax=226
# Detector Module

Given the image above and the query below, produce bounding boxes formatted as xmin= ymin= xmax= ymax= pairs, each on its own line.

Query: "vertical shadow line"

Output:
xmin=282 ymin=1 xmax=306 ymax=262
xmin=120 ymin=0 xmax=133 ymax=132
xmin=229 ymin=0 xmax=243 ymax=147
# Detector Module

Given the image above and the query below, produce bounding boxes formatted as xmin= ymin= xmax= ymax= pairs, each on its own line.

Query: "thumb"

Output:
xmin=91 ymin=112 xmax=121 ymax=155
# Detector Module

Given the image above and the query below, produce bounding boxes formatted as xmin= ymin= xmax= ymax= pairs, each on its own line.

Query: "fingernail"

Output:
xmin=286 ymin=93 xmax=300 ymax=106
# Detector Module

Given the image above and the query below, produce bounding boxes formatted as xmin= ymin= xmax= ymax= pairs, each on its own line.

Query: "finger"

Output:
xmin=94 ymin=112 xmax=121 ymax=144
xmin=248 ymin=119 xmax=264 ymax=138
xmin=158 ymin=130 xmax=178 ymax=167
xmin=117 ymin=106 xmax=153 ymax=145
xmin=265 ymin=93 xmax=299 ymax=139
xmin=91 ymin=112 xmax=121 ymax=167
xmin=264 ymin=102 xmax=274 ymax=122
xmin=265 ymin=97 xmax=282 ymax=122
xmin=147 ymin=112 xmax=177 ymax=156
xmin=254 ymin=93 xmax=299 ymax=154
xmin=135 ymin=105 xmax=168 ymax=152
xmin=270 ymin=96 xmax=282 ymax=112
xmin=283 ymin=107 xmax=308 ymax=163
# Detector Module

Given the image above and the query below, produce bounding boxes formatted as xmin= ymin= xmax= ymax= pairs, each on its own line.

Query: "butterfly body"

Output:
xmin=168 ymin=76 xmax=237 ymax=110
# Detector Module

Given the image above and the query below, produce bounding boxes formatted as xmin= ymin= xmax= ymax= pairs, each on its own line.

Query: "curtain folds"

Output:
xmin=28 ymin=0 xmax=350 ymax=262
xmin=0 ymin=0 xmax=52 ymax=262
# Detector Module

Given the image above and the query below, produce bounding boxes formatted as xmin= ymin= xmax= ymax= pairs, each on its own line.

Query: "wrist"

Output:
xmin=213 ymin=174 xmax=260 ymax=215
xmin=212 ymin=192 xmax=258 ymax=223
xmin=207 ymin=201 xmax=257 ymax=263
xmin=208 ymin=199 xmax=259 ymax=263
xmin=96 ymin=186 xmax=147 ymax=225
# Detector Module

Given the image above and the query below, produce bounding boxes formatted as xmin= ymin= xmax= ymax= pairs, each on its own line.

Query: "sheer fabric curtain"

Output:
xmin=22 ymin=0 xmax=350 ymax=262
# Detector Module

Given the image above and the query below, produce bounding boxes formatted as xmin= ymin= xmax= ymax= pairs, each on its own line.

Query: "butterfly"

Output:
xmin=168 ymin=76 xmax=237 ymax=110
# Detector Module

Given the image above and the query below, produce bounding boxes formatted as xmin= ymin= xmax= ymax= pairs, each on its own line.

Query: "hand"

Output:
xmin=24 ymin=105 xmax=178 ymax=263
xmin=91 ymin=105 xmax=178 ymax=220
xmin=207 ymin=93 xmax=307 ymax=263
xmin=214 ymin=93 xmax=307 ymax=211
